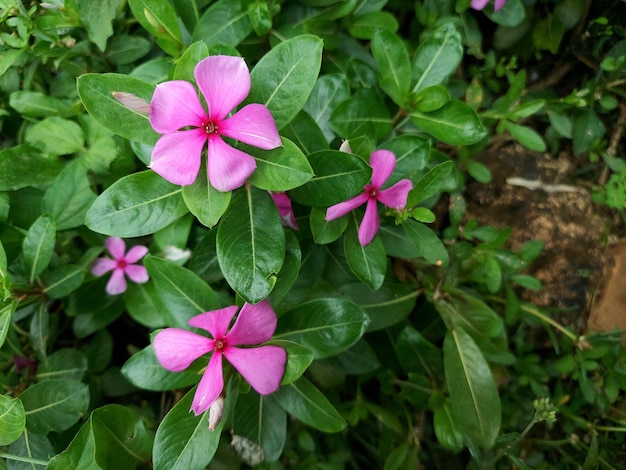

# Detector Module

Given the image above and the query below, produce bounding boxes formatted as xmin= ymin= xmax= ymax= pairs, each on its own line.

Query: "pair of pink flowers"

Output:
xmin=153 ymin=300 xmax=286 ymax=416
xmin=149 ymin=55 xmax=281 ymax=192
xmin=471 ymin=0 xmax=506 ymax=11
xmin=91 ymin=237 xmax=149 ymax=295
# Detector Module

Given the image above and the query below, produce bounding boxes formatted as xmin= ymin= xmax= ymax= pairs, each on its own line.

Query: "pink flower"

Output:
xmin=149 ymin=55 xmax=282 ymax=192
xmin=270 ymin=192 xmax=299 ymax=230
xmin=325 ymin=150 xmax=412 ymax=246
xmin=91 ymin=237 xmax=149 ymax=295
xmin=471 ymin=0 xmax=506 ymax=11
xmin=153 ymin=300 xmax=286 ymax=416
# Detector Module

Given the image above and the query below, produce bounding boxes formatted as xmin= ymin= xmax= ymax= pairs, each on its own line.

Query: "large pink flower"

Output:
xmin=149 ymin=55 xmax=282 ymax=192
xmin=153 ymin=300 xmax=286 ymax=416
xmin=91 ymin=237 xmax=149 ymax=295
xmin=470 ymin=0 xmax=506 ymax=11
xmin=326 ymin=150 xmax=412 ymax=246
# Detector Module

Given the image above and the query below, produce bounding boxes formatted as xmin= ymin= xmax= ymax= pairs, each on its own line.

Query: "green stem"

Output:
xmin=0 ymin=452 xmax=48 ymax=466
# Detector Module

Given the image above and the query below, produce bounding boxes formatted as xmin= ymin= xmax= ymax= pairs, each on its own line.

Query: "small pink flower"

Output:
xmin=91 ymin=237 xmax=149 ymax=295
xmin=325 ymin=150 xmax=412 ymax=246
xmin=153 ymin=300 xmax=286 ymax=416
xmin=149 ymin=55 xmax=282 ymax=192
xmin=270 ymin=192 xmax=299 ymax=230
xmin=471 ymin=0 xmax=506 ymax=11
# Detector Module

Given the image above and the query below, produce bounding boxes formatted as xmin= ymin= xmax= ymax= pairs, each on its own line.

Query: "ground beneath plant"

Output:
xmin=463 ymin=143 xmax=625 ymax=334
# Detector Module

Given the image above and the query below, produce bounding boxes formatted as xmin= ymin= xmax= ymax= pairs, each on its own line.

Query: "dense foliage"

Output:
xmin=1 ymin=0 xmax=625 ymax=468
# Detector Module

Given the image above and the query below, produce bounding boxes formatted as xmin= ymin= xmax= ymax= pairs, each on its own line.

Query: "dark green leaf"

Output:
xmin=403 ymin=219 xmax=449 ymax=266
xmin=25 ymin=117 xmax=84 ymax=155
xmin=504 ymin=121 xmax=546 ymax=151
xmin=344 ymin=220 xmax=386 ymax=290
xmin=182 ymin=165 xmax=231 ymax=229
xmin=410 ymin=100 xmax=487 ymax=146
xmin=128 ymin=0 xmax=183 ymax=47
xmin=192 ymin=0 xmax=252 ymax=47
xmin=0 ymin=145 xmax=63 ymax=191
xmin=76 ymin=0 xmax=121 ymax=51
xmin=269 ymin=340 xmax=313 ymax=385
xmin=37 ymin=348 xmax=88 ymax=382
xmin=0 ymin=395 xmax=25 ymax=446
xmin=310 ymin=206 xmax=348 ymax=244
xmin=371 ymin=29 xmax=410 ymax=105
xmin=280 ymin=111 xmax=330 ymax=154
xmin=412 ymin=23 xmax=462 ymax=92
xmin=330 ymin=93 xmax=393 ymax=140
xmin=22 ymin=213 xmax=56 ymax=283
xmin=434 ymin=401 xmax=465 ymax=452
xmin=348 ymin=11 xmax=398 ymax=39
xmin=303 ymin=74 xmax=350 ymax=143
xmin=396 ymin=326 xmax=443 ymax=378
xmin=124 ymin=281 xmax=168 ymax=328
xmin=407 ymin=160 xmax=454 ymax=206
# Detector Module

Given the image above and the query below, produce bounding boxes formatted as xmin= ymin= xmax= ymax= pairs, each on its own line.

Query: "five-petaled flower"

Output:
xmin=470 ymin=0 xmax=506 ymax=11
xmin=153 ymin=300 xmax=286 ymax=416
xmin=149 ymin=55 xmax=282 ymax=192
xmin=326 ymin=150 xmax=412 ymax=246
xmin=91 ymin=237 xmax=149 ymax=295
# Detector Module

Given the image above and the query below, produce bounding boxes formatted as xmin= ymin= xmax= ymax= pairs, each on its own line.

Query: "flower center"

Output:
xmin=213 ymin=337 xmax=227 ymax=352
xmin=203 ymin=121 xmax=219 ymax=135
xmin=116 ymin=259 xmax=127 ymax=269
xmin=366 ymin=184 xmax=378 ymax=199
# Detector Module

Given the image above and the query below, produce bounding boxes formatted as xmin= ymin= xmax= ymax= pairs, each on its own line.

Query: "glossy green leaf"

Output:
xmin=410 ymin=100 xmax=487 ymax=145
xmin=23 ymin=213 xmax=56 ymax=283
xmin=217 ymin=186 xmax=285 ymax=304
xmin=396 ymin=326 xmax=443 ymax=378
xmin=0 ymin=145 xmax=63 ymax=191
xmin=371 ymin=29 xmax=410 ymax=106
xmin=246 ymin=137 xmax=314 ymax=191
xmin=77 ymin=73 xmax=157 ymax=145
xmin=271 ymin=377 xmax=346 ymax=433
xmin=37 ymin=348 xmax=88 ymax=382
xmin=124 ymin=281 xmax=168 ymax=328
xmin=5 ymin=429 xmax=52 ymax=468
xmin=249 ymin=35 xmax=323 ymax=130
xmin=144 ymin=255 xmax=220 ymax=328
xmin=192 ymin=0 xmax=252 ymax=47
xmin=504 ymin=121 xmax=546 ymax=151
xmin=233 ymin=391 xmax=286 ymax=462
xmin=121 ymin=344 xmax=203 ymax=391
xmin=279 ymin=111 xmax=329 ymax=154
xmin=303 ymin=74 xmax=350 ymax=143
xmin=485 ymin=0 xmax=525 ymax=26
xmin=267 ymin=230 xmax=301 ymax=307
xmin=573 ymin=109 xmax=605 ymax=156
xmin=412 ymin=23 xmax=462 ymax=92
xmin=107 ymin=34 xmax=151 ymax=65
xmin=0 ymin=301 xmax=14 ymax=349
xmin=484 ymin=255 xmax=503 ymax=293
xmin=248 ymin=0 xmax=272 ymax=36
xmin=414 ymin=85 xmax=450 ymax=112
xmin=182 ymin=165 xmax=231 ymax=229
xmin=9 ymin=91 xmax=76 ymax=118
xmin=443 ymin=328 xmax=501 ymax=449
xmin=329 ymin=93 xmax=393 ymax=140
xmin=310 ymin=206 xmax=348 ymax=245
xmin=434 ymin=401 xmax=465 ymax=452
xmin=47 ymin=404 xmax=153 ymax=470
xmin=274 ymin=298 xmax=369 ymax=359
xmin=30 ymin=302 xmax=49 ymax=362
xmin=86 ymin=171 xmax=189 ymax=237
xmin=25 ymin=117 xmax=84 ymax=155
xmin=348 ymin=11 xmax=398 ymax=39
xmin=0 ymin=395 xmax=25 ymax=446
xmin=403 ymin=219 xmax=449 ymax=266
xmin=380 ymin=135 xmax=431 ymax=185
xmin=21 ymin=379 xmax=90 ymax=434
xmin=43 ymin=160 xmax=97 ymax=230
xmin=128 ymin=0 xmax=183 ymax=46
xmin=269 ymin=340 xmax=314 ymax=385
xmin=467 ymin=161 xmax=492 ymax=183
xmin=153 ymin=387 xmax=224 ymax=470
xmin=76 ymin=0 xmax=121 ymax=51
xmin=173 ymin=41 xmax=209 ymax=83
xmin=288 ymin=150 xmax=371 ymax=207
xmin=344 ymin=220 xmax=386 ymax=290
xmin=407 ymin=160 xmax=455 ymax=206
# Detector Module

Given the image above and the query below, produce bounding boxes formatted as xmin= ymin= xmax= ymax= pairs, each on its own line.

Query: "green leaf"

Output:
xmin=410 ymin=100 xmax=487 ymax=145
xmin=485 ymin=0 xmax=525 ymax=27
xmin=25 ymin=117 xmax=84 ymax=155
xmin=532 ymin=14 xmax=565 ymax=53
xmin=41 ymin=265 xmax=85 ymax=299
xmin=128 ymin=0 xmax=183 ymax=48
xmin=21 ymin=379 xmax=90 ymax=434
xmin=30 ymin=302 xmax=49 ymax=362
xmin=86 ymin=171 xmax=189 ymax=237
xmin=43 ymin=159 xmax=97 ymax=230
xmin=511 ymin=274 xmax=542 ymax=290
xmin=281 ymin=110 xmax=330 ymax=154
xmin=0 ymin=395 xmax=25 ymax=446
xmin=467 ymin=161 xmax=492 ymax=183
xmin=22 ymin=214 xmax=56 ymax=283
xmin=269 ymin=340 xmax=313 ymax=385
xmin=344 ymin=220 xmax=386 ymax=290
xmin=233 ymin=392 xmax=286 ymax=462
xmin=246 ymin=137 xmax=314 ymax=191
xmin=443 ymin=328 xmax=501 ymax=449
xmin=0 ymin=301 xmax=14 ymax=348
xmin=47 ymin=404 xmax=153 ymax=470
xmin=371 ymin=29 xmax=410 ymax=106
xmin=0 ymin=145 xmax=63 ymax=191
xmin=249 ymin=35 xmax=323 ymax=130
xmin=288 ymin=150 xmax=371 ymax=207
xmin=77 ymin=73 xmax=157 ymax=145
xmin=248 ymin=0 xmax=272 ymax=36
xmin=76 ymin=0 xmax=121 ymax=51
xmin=267 ymin=230 xmax=301 ymax=307
xmin=192 ymin=0 xmax=252 ymax=47
xmin=173 ymin=41 xmax=209 ymax=82
xmin=107 ymin=34 xmax=151 ymax=65
xmin=182 ymin=165 xmax=231 ymax=229
xmin=271 ymin=377 xmax=346 ymax=433
xmin=153 ymin=387 xmax=224 ymax=470
xmin=144 ymin=255 xmax=220 ymax=328
xmin=274 ymin=298 xmax=369 ymax=359
xmin=414 ymin=85 xmax=450 ymax=112
xmin=329 ymin=93 xmax=393 ymax=140
xmin=403 ymin=219 xmax=449 ymax=266
xmin=122 ymin=344 xmax=203 ymax=391
xmin=503 ymin=121 xmax=546 ymax=151
xmin=434 ymin=401 xmax=465 ymax=452
xmin=124 ymin=281 xmax=168 ymax=328
xmin=347 ymin=11 xmax=398 ymax=39
xmin=37 ymin=348 xmax=88 ymax=382
xmin=412 ymin=23 xmax=462 ymax=93
xmin=484 ymin=255 xmax=502 ymax=293
xmin=9 ymin=91 xmax=77 ymax=118
xmin=381 ymin=135 xmax=431 ymax=185
xmin=407 ymin=160 xmax=454 ymax=206
xmin=217 ymin=187 xmax=285 ymax=304
xmin=310 ymin=206 xmax=349 ymax=244
xmin=573 ymin=109 xmax=605 ymax=156
xmin=396 ymin=326 xmax=443 ymax=378
xmin=303 ymin=74 xmax=350 ymax=143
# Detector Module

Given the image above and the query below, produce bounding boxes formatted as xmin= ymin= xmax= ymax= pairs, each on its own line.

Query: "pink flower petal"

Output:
xmin=124 ymin=265 xmax=149 ymax=284
xmin=325 ymin=193 xmax=369 ymax=221
xmin=376 ymin=179 xmax=412 ymax=210
xmin=191 ymin=352 xmax=224 ymax=415
xmin=150 ymin=129 xmax=206 ymax=186
xmin=494 ymin=0 xmax=506 ymax=10
xmin=195 ymin=56 xmax=250 ymax=121
xmin=206 ymin=136 xmax=256 ymax=192
xmin=227 ymin=300 xmax=277 ymax=346
xmin=370 ymin=150 xmax=396 ymax=189
xmin=106 ymin=237 xmax=126 ymax=260
xmin=188 ymin=306 xmax=239 ymax=339
xmin=225 ymin=345 xmax=286 ymax=395
xmin=271 ymin=192 xmax=299 ymax=230
xmin=106 ymin=268 xmax=127 ymax=295
xmin=153 ymin=328 xmax=213 ymax=372
xmin=124 ymin=245 xmax=148 ymax=263
xmin=220 ymin=104 xmax=281 ymax=150
xmin=149 ymin=80 xmax=206 ymax=134
xmin=91 ymin=258 xmax=117 ymax=276
xmin=358 ymin=199 xmax=380 ymax=246
xmin=471 ymin=0 xmax=490 ymax=9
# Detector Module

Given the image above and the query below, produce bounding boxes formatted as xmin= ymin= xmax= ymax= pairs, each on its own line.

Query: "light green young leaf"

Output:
xmin=0 ymin=395 xmax=25 ymax=446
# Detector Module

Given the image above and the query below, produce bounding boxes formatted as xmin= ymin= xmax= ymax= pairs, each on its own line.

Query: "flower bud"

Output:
xmin=208 ymin=397 xmax=225 ymax=431
xmin=112 ymin=92 xmax=151 ymax=116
